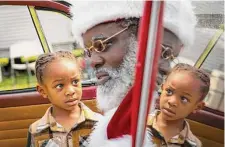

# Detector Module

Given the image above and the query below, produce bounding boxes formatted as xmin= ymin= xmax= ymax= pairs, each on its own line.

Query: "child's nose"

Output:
xmin=168 ymin=96 xmax=178 ymax=107
xmin=65 ymin=86 xmax=75 ymax=96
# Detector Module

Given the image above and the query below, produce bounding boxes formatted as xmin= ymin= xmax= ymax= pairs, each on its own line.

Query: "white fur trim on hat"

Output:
xmin=164 ymin=1 xmax=197 ymax=49
xmin=70 ymin=1 xmax=143 ymax=47
xmin=70 ymin=1 xmax=196 ymax=49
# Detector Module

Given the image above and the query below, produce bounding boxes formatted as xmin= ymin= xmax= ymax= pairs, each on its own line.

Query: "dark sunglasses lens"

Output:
xmin=93 ymin=40 xmax=104 ymax=52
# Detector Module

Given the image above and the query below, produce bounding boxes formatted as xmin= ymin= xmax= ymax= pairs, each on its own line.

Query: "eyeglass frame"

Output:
xmin=160 ymin=44 xmax=176 ymax=61
xmin=85 ymin=25 xmax=131 ymax=57
xmin=85 ymin=26 xmax=177 ymax=62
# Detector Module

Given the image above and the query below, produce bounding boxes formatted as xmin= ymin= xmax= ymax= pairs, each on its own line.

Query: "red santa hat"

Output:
xmin=70 ymin=1 xmax=196 ymax=49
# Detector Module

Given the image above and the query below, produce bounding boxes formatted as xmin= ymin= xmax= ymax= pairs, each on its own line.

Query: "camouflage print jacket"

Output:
xmin=26 ymin=102 xmax=102 ymax=147
xmin=146 ymin=110 xmax=202 ymax=147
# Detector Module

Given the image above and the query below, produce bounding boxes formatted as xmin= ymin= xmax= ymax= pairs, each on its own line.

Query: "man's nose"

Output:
xmin=157 ymin=59 xmax=171 ymax=86
xmin=168 ymin=95 xmax=178 ymax=107
xmin=158 ymin=59 xmax=171 ymax=75
xmin=90 ymin=52 xmax=104 ymax=69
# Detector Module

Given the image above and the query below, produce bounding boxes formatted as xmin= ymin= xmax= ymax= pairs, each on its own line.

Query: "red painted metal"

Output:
xmin=0 ymin=86 xmax=96 ymax=108
xmin=82 ymin=86 xmax=97 ymax=100
xmin=0 ymin=0 xmax=70 ymax=14
xmin=131 ymin=2 xmax=152 ymax=146
xmin=131 ymin=1 xmax=164 ymax=146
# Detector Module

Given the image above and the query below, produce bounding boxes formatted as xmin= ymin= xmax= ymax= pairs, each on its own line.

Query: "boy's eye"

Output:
xmin=55 ymin=84 xmax=63 ymax=89
xmin=166 ymin=89 xmax=173 ymax=96
xmin=72 ymin=79 xmax=79 ymax=86
xmin=180 ymin=96 xmax=189 ymax=103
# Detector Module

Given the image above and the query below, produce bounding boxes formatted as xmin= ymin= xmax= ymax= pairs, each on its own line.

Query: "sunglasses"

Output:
xmin=85 ymin=26 xmax=130 ymax=57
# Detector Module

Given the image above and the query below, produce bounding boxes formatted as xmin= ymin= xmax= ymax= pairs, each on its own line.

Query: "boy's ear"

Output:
xmin=36 ymin=84 xmax=48 ymax=99
xmin=193 ymin=101 xmax=205 ymax=113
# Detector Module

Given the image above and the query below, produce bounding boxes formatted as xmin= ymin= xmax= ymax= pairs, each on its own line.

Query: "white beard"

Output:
xmin=95 ymin=36 xmax=137 ymax=113
xmin=89 ymin=36 xmax=158 ymax=147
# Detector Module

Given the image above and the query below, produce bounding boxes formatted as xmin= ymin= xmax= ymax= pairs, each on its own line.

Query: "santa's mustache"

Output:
xmin=94 ymin=68 xmax=121 ymax=79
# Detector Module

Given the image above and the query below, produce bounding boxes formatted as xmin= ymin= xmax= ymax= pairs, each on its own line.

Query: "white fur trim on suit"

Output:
xmin=88 ymin=107 xmax=155 ymax=147
xmin=88 ymin=108 xmax=117 ymax=147
xmin=70 ymin=1 xmax=196 ymax=49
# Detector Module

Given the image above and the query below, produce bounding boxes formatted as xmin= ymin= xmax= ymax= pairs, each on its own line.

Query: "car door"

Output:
xmin=0 ymin=2 xmax=97 ymax=147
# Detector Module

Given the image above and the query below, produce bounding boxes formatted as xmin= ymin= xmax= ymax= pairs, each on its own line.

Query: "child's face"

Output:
xmin=37 ymin=58 xmax=82 ymax=111
xmin=159 ymin=71 xmax=205 ymax=121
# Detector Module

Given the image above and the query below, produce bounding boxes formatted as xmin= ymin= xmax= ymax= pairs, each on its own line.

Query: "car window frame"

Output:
xmin=194 ymin=24 xmax=224 ymax=113
xmin=194 ymin=24 xmax=224 ymax=69
xmin=0 ymin=1 xmax=69 ymax=94
xmin=0 ymin=1 xmax=95 ymax=94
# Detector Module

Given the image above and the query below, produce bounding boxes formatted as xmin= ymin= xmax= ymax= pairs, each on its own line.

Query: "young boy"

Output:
xmin=147 ymin=63 xmax=210 ymax=147
xmin=27 ymin=51 xmax=101 ymax=147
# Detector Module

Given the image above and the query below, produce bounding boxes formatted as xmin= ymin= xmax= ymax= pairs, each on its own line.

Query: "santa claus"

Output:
xmin=70 ymin=1 xmax=196 ymax=146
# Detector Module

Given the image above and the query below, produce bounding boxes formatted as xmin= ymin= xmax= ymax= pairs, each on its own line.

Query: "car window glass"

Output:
xmin=36 ymin=10 xmax=95 ymax=84
xmin=201 ymin=32 xmax=224 ymax=112
xmin=0 ymin=6 xmax=44 ymax=91
xmin=171 ymin=1 xmax=224 ymax=112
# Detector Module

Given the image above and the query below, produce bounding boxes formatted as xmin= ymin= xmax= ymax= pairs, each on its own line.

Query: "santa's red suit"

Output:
xmin=70 ymin=1 xmax=196 ymax=146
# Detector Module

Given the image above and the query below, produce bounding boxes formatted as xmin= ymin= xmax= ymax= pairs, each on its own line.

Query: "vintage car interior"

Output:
xmin=0 ymin=1 xmax=223 ymax=147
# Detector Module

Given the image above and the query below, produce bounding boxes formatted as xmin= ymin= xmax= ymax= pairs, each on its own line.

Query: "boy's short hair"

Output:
xmin=35 ymin=51 xmax=79 ymax=84
xmin=167 ymin=63 xmax=210 ymax=100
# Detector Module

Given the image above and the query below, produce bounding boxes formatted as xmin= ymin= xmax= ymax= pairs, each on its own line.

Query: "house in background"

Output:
xmin=193 ymin=1 xmax=224 ymax=28
xmin=0 ymin=5 xmax=75 ymax=58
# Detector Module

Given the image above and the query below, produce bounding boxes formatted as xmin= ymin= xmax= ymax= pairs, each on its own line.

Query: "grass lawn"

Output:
xmin=0 ymin=72 xmax=37 ymax=91
xmin=0 ymin=68 xmax=92 ymax=91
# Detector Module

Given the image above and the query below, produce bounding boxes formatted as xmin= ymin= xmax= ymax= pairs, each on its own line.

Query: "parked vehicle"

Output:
xmin=0 ymin=1 xmax=223 ymax=147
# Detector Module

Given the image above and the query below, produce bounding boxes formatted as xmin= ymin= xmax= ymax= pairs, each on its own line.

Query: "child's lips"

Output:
xmin=162 ymin=107 xmax=176 ymax=116
xmin=65 ymin=99 xmax=78 ymax=105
